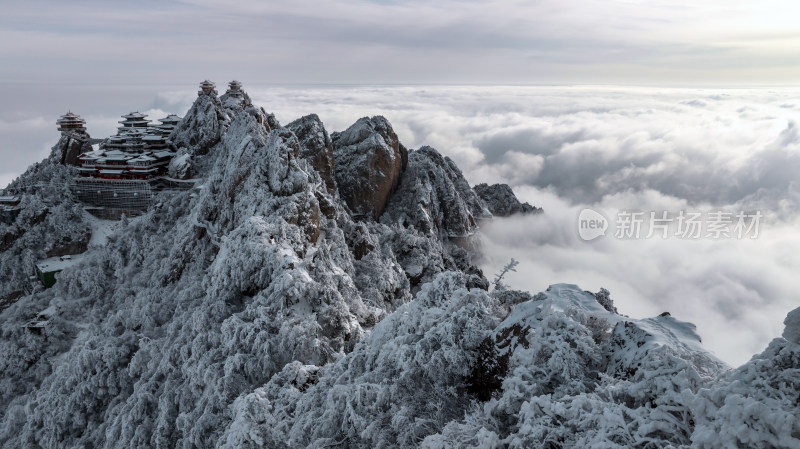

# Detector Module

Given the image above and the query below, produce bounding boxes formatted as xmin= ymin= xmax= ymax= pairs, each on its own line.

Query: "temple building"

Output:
xmin=155 ymin=114 xmax=182 ymax=135
xmin=78 ymin=111 xmax=183 ymax=180
xmin=198 ymin=80 xmax=217 ymax=96
xmin=221 ymin=80 xmax=252 ymax=109
xmin=57 ymin=112 xmax=87 ymax=133
xmin=117 ymin=111 xmax=151 ymax=132
xmin=76 ymin=149 xmax=173 ymax=180
xmin=100 ymin=112 xmax=180 ymax=153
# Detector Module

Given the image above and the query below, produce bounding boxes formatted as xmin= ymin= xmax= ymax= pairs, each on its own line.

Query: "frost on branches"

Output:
xmin=0 ymin=87 xmax=798 ymax=448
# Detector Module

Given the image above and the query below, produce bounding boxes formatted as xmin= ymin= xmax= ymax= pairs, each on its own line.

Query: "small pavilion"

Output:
xmin=56 ymin=112 xmax=87 ymax=133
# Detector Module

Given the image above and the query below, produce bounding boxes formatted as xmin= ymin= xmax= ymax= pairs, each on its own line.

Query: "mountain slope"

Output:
xmin=0 ymin=89 xmax=798 ymax=449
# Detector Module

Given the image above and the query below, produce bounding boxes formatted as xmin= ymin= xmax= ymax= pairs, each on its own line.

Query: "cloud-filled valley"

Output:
xmin=3 ymin=84 xmax=800 ymax=366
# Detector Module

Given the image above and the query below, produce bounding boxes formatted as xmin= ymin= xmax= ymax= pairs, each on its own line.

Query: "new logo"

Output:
xmin=578 ymin=208 xmax=608 ymax=241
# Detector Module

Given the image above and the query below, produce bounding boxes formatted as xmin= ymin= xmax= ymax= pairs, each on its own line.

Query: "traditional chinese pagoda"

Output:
xmin=76 ymin=148 xmax=173 ymax=180
xmin=220 ymin=80 xmax=253 ymax=109
xmin=155 ymin=114 xmax=182 ymax=135
xmin=118 ymin=111 xmax=151 ymax=131
xmin=56 ymin=112 xmax=87 ymax=133
xmin=198 ymin=80 xmax=217 ymax=96
xmin=81 ymin=110 xmax=183 ymax=178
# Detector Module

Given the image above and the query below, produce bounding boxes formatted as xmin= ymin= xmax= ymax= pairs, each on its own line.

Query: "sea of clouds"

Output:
xmin=3 ymin=84 xmax=800 ymax=366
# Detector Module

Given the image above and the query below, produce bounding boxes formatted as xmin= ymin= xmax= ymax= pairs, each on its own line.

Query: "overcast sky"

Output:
xmin=1 ymin=0 xmax=800 ymax=86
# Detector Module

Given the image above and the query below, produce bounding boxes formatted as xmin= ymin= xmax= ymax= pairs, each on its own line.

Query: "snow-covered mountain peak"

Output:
xmin=0 ymin=86 xmax=797 ymax=448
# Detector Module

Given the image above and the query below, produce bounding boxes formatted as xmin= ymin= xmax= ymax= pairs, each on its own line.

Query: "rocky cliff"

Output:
xmin=474 ymin=182 xmax=541 ymax=217
xmin=0 ymin=88 xmax=797 ymax=449
xmin=382 ymin=146 xmax=491 ymax=238
xmin=286 ymin=114 xmax=337 ymax=195
xmin=332 ymin=116 xmax=408 ymax=220
xmin=170 ymin=92 xmax=231 ymax=155
xmin=51 ymin=131 xmax=93 ymax=166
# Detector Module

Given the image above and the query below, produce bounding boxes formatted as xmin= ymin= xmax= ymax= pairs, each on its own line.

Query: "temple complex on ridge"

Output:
xmin=48 ymin=81 xmax=247 ymax=217
xmin=74 ymin=111 xmax=182 ymax=180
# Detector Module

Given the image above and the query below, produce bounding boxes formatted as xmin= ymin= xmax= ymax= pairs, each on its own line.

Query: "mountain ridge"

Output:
xmin=0 ymin=84 xmax=798 ymax=448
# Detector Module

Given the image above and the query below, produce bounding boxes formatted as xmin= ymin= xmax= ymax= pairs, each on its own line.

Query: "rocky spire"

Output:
xmin=332 ymin=116 xmax=408 ymax=220
xmin=52 ymin=111 xmax=92 ymax=166
xmin=473 ymin=183 xmax=542 ymax=217
xmin=169 ymin=80 xmax=231 ymax=155
xmin=286 ymin=114 xmax=337 ymax=195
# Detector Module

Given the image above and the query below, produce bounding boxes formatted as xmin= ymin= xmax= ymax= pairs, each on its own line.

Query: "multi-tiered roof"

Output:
xmin=57 ymin=112 xmax=87 ymax=133
xmin=118 ymin=112 xmax=151 ymax=131
xmin=81 ymin=111 xmax=182 ymax=178
xmin=198 ymin=80 xmax=217 ymax=96
xmin=155 ymin=114 xmax=181 ymax=135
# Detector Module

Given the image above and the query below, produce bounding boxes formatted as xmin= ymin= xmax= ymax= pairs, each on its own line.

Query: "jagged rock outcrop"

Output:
xmin=382 ymin=146 xmax=491 ymax=238
xmin=220 ymin=89 xmax=252 ymax=112
xmin=219 ymin=85 xmax=275 ymax=135
xmin=287 ymin=114 xmax=336 ymax=195
xmin=473 ymin=183 xmax=542 ymax=217
xmin=170 ymin=93 xmax=230 ymax=155
xmin=50 ymin=131 xmax=93 ymax=166
xmin=167 ymin=150 xmax=193 ymax=179
xmin=245 ymin=106 xmax=274 ymax=134
xmin=332 ymin=116 xmax=408 ymax=220
xmin=3 ymin=85 xmax=797 ymax=449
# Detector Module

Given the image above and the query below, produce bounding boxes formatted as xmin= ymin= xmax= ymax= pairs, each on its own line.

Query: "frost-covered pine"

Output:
xmin=1 ymin=92 xmax=797 ymax=449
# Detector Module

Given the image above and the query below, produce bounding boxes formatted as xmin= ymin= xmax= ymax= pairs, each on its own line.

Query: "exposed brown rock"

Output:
xmin=332 ymin=116 xmax=408 ymax=220
xmin=52 ymin=132 xmax=93 ymax=166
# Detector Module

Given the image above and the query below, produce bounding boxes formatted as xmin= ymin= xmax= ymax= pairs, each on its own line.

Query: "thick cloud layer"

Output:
xmin=256 ymin=85 xmax=800 ymax=367
xmin=4 ymin=84 xmax=799 ymax=366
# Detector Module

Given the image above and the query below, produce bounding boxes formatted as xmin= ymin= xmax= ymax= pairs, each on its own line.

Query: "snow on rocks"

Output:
xmin=286 ymin=114 xmax=337 ymax=195
xmin=332 ymin=116 xmax=408 ymax=220
xmin=167 ymin=149 xmax=193 ymax=179
xmin=170 ymin=92 xmax=231 ymax=155
xmin=473 ymin=183 xmax=542 ymax=217
xmin=50 ymin=131 xmax=93 ymax=166
xmin=1 ymin=89 xmax=797 ymax=449
xmin=382 ymin=146 xmax=492 ymax=239
xmin=691 ymin=316 xmax=800 ymax=448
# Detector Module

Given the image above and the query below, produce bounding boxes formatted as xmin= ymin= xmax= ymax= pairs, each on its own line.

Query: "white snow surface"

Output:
xmin=0 ymin=97 xmax=798 ymax=448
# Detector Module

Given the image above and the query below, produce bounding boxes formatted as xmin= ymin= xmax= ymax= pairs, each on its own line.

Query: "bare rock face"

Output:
xmin=382 ymin=146 xmax=491 ymax=238
xmin=50 ymin=131 xmax=92 ymax=166
xmin=169 ymin=93 xmax=230 ymax=155
xmin=332 ymin=116 xmax=408 ymax=220
xmin=473 ymin=183 xmax=542 ymax=217
xmin=287 ymin=114 xmax=336 ymax=195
